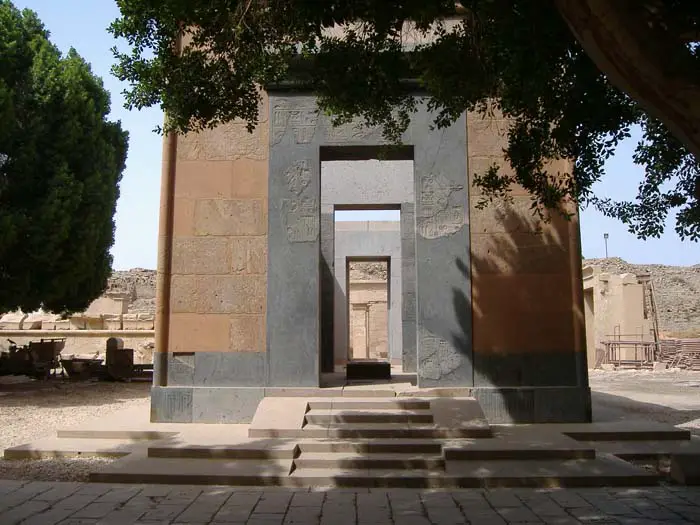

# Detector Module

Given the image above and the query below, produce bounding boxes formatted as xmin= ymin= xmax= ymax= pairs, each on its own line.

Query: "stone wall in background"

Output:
xmin=584 ymin=258 xmax=700 ymax=337
xmin=0 ymin=269 xmax=157 ymax=363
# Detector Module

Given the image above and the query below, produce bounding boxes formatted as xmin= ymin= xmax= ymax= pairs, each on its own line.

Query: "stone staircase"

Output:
xmin=6 ymin=395 xmax=698 ymax=487
xmin=89 ymin=397 xmax=684 ymax=487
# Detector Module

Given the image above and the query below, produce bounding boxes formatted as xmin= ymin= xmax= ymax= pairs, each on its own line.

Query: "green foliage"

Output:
xmin=110 ymin=0 xmax=699 ymax=240
xmin=0 ymin=1 xmax=129 ymax=314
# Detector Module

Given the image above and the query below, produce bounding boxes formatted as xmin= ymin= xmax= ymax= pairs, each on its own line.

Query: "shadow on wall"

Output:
xmin=450 ymin=203 xmax=588 ymax=423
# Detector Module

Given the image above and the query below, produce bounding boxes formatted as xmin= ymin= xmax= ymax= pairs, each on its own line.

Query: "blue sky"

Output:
xmin=15 ymin=0 xmax=699 ymax=269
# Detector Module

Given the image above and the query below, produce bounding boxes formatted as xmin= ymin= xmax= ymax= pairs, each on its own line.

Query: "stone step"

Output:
xmin=89 ymin=454 xmax=658 ymax=488
xmin=306 ymin=399 xmax=431 ymax=410
xmin=293 ymin=452 xmax=445 ymax=470
xmin=443 ymin=429 xmax=597 ymax=461
xmin=90 ymin=456 xmax=294 ymax=485
xmin=444 ymin=445 xmax=595 ymax=461
xmin=4 ymin=437 xmax=136 ymax=460
xmin=296 ymin=423 xmax=492 ymax=439
xmin=303 ymin=409 xmax=434 ymax=425
xmin=296 ymin=439 xmax=443 ymax=454
xmin=564 ymin=427 xmax=692 ymax=442
xmin=148 ymin=442 xmax=297 ymax=460
xmin=290 ymin=454 xmax=657 ymax=488
xmin=56 ymin=429 xmax=177 ymax=441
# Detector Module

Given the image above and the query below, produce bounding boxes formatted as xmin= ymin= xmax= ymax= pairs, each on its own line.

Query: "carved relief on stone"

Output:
xmin=325 ymin=118 xmax=381 ymax=143
xmin=416 ymin=172 xmax=465 ymax=239
xmin=419 ymin=333 xmax=462 ymax=381
xmin=177 ymin=121 xmax=268 ymax=161
xmin=403 ymin=291 xmax=416 ymax=321
xmin=282 ymin=198 xmax=320 ymax=243
xmin=284 ymin=159 xmax=313 ymax=196
xmin=271 ymin=102 xmax=319 ymax=145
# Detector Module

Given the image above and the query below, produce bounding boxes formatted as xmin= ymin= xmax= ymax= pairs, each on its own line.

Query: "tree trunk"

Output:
xmin=554 ymin=0 xmax=700 ymax=160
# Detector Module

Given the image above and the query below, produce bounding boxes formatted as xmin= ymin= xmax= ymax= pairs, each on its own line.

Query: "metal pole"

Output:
xmin=603 ymin=233 xmax=609 ymax=258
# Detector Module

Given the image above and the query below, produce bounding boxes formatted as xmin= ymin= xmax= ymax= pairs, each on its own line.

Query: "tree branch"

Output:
xmin=554 ymin=0 xmax=700 ymax=160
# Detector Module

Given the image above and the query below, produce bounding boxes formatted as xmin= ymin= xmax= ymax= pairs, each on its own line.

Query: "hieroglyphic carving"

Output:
xmin=416 ymin=173 xmax=465 ymax=239
xmin=325 ymin=118 xmax=382 ymax=143
xmin=419 ymin=334 xmax=462 ymax=381
xmin=177 ymin=121 xmax=268 ymax=161
xmin=284 ymin=160 xmax=312 ymax=196
xmin=282 ymin=198 xmax=319 ymax=243
xmin=402 ymin=291 xmax=416 ymax=321
xmin=271 ymin=102 xmax=319 ymax=145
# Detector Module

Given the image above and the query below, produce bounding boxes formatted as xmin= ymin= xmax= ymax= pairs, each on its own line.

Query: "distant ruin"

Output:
xmin=0 ymin=269 xmax=156 ymax=363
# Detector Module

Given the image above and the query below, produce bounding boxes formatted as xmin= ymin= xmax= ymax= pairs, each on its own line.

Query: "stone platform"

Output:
xmin=5 ymin=394 xmax=700 ymax=488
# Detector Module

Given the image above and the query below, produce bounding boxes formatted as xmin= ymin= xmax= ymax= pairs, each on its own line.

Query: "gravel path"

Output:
xmin=0 ymin=379 xmax=149 ymax=481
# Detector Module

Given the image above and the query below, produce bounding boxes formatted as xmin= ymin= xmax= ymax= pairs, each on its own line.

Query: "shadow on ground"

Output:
xmin=592 ymin=390 xmax=700 ymax=436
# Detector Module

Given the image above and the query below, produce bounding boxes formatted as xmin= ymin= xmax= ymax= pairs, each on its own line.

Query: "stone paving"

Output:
xmin=0 ymin=481 xmax=699 ymax=524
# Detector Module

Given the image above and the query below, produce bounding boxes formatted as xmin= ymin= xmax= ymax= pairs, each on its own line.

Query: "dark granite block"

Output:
xmin=193 ymin=352 xmax=266 ymax=387
xmin=346 ymin=360 xmax=391 ymax=380
xmin=167 ymin=352 xmax=194 ymax=386
xmin=150 ymin=386 xmax=192 ymax=423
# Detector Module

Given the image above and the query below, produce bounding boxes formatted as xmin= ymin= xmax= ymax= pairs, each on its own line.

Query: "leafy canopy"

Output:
xmin=110 ymin=0 xmax=699 ymax=240
xmin=0 ymin=1 xmax=129 ymax=314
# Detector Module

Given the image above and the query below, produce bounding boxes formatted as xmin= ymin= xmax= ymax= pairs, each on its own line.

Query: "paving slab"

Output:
xmin=1 ymin=483 xmax=699 ymax=524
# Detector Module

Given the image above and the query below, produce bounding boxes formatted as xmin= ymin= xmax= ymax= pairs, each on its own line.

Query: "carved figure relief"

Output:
xmin=271 ymin=102 xmax=319 ymax=145
xmin=284 ymin=159 xmax=312 ymax=196
xmin=282 ymin=198 xmax=319 ymax=243
xmin=419 ymin=334 xmax=462 ymax=381
xmin=417 ymin=173 xmax=465 ymax=239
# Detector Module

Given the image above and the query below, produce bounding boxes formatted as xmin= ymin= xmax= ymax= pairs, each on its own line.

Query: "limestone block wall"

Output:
xmin=168 ymin=95 xmax=269 ymax=356
xmin=466 ymin=110 xmax=589 ymax=421
xmin=151 ymin=94 xmax=271 ymax=423
xmin=582 ymin=267 xmax=654 ymax=365
xmin=348 ymin=280 xmax=389 ymax=360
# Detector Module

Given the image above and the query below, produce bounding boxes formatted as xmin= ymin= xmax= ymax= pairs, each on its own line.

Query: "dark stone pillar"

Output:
xmin=267 ymin=94 xmax=321 ymax=387
xmin=413 ymin=110 xmax=473 ymax=387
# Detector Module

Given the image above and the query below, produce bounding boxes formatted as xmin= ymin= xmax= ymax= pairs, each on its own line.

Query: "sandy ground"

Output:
xmin=589 ymin=368 xmax=700 ymax=435
xmin=0 ymin=378 xmax=150 ymax=481
xmin=0 ymin=369 xmax=698 ymax=481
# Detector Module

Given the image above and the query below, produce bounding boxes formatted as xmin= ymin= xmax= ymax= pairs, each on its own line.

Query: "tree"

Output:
xmin=0 ymin=1 xmax=129 ymax=314
xmin=110 ymin=1 xmax=699 ymax=240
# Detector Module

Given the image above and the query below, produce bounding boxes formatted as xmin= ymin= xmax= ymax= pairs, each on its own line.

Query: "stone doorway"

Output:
xmin=347 ymin=257 xmax=390 ymax=362
xmin=267 ymin=93 xmax=473 ymax=389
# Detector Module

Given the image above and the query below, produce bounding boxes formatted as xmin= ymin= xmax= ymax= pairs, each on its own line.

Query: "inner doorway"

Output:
xmin=347 ymin=257 xmax=390 ymax=361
